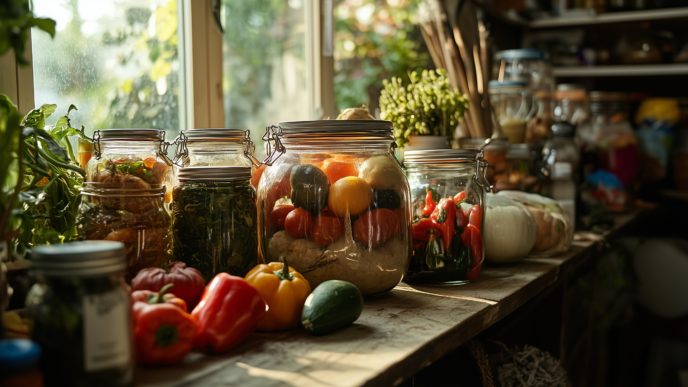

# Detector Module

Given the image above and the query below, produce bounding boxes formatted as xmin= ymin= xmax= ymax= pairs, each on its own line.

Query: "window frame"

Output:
xmin=0 ymin=0 xmax=333 ymax=131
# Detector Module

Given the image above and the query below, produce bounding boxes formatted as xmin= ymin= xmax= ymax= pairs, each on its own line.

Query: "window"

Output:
xmin=31 ymin=0 xmax=184 ymax=137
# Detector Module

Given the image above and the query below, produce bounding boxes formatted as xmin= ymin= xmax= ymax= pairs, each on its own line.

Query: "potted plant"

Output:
xmin=380 ymin=69 xmax=469 ymax=151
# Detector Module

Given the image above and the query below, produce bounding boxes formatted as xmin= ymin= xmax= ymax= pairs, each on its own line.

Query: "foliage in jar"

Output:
xmin=380 ymin=69 xmax=469 ymax=148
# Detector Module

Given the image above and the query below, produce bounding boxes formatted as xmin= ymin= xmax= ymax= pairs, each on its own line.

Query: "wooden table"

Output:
xmin=135 ymin=214 xmax=639 ymax=387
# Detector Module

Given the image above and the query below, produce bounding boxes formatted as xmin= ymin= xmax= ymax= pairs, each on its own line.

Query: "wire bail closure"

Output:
xmin=92 ymin=129 xmax=173 ymax=166
xmin=262 ymin=125 xmax=286 ymax=166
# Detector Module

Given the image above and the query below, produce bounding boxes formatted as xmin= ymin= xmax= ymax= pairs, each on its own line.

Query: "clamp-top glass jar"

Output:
xmin=404 ymin=149 xmax=489 ymax=284
xmin=172 ymin=166 xmax=258 ymax=282
xmin=258 ymin=120 xmax=412 ymax=296
xmin=172 ymin=128 xmax=260 ymax=167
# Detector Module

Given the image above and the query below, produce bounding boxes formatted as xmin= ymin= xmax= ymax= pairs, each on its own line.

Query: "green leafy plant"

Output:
xmin=380 ymin=69 xmax=469 ymax=147
xmin=14 ymin=104 xmax=87 ymax=257
xmin=0 ymin=96 xmax=23 ymax=246
xmin=0 ymin=0 xmax=56 ymax=65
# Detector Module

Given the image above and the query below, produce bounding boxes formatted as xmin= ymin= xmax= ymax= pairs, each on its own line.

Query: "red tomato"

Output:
xmin=284 ymin=208 xmax=313 ymax=238
xmin=454 ymin=191 xmax=467 ymax=203
xmin=455 ymin=205 xmax=469 ymax=229
xmin=311 ymin=215 xmax=343 ymax=246
xmin=468 ymin=205 xmax=482 ymax=229
xmin=270 ymin=204 xmax=295 ymax=230
xmin=461 ymin=225 xmax=483 ymax=269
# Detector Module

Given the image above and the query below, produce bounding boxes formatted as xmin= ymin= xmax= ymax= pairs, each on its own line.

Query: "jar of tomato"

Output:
xmin=258 ymin=120 xmax=412 ymax=296
xmin=403 ymin=149 xmax=489 ymax=284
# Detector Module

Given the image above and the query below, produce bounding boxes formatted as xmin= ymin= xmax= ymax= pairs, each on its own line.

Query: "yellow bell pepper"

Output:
xmin=245 ymin=256 xmax=311 ymax=331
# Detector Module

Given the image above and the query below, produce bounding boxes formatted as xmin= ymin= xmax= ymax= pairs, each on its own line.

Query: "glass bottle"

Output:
xmin=489 ymin=81 xmax=531 ymax=144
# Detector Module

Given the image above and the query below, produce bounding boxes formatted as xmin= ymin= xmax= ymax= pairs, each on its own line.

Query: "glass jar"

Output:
xmin=258 ymin=120 xmax=411 ymax=296
xmin=26 ymin=241 xmax=133 ymax=387
xmin=543 ymin=121 xmax=580 ymax=185
xmin=525 ymin=91 xmax=553 ymax=144
xmin=172 ymin=166 xmax=258 ymax=282
xmin=88 ymin=129 xmax=175 ymax=203
xmin=172 ymin=128 xmax=259 ymax=167
xmin=459 ymin=137 xmax=509 ymax=187
xmin=404 ymin=149 xmax=489 ymax=285
xmin=489 ymin=81 xmax=530 ymax=144
xmin=554 ymin=84 xmax=589 ymax=127
xmin=590 ymin=92 xmax=640 ymax=188
xmin=494 ymin=144 xmax=544 ymax=193
xmin=77 ymin=183 xmax=172 ymax=280
xmin=493 ymin=49 xmax=555 ymax=96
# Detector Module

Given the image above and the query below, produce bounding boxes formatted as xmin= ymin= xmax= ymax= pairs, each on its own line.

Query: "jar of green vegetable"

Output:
xmin=172 ymin=128 xmax=260 ymax=167
xmin=172 ymin=166 xmax=258 ymax=281
xmin=404 ymin=149 xmax=490 ymax=284
xmin=26 ymin=241 xmax=133 ymax=387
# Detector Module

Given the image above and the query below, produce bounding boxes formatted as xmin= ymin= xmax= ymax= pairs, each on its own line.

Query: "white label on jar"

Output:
xmin=83 ymin=289 xmax=131 ymax=372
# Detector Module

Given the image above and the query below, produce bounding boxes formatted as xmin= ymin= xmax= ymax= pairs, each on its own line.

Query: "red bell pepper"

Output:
xmin=454 ymin=191 xmax=467 ymax=203
xmin=422 ymin=190 xmax=437 ymax=217
xmin=431 ymin=198 xmax=456 ymax=251
xmin=468 ymin=204 xmax=482 ymax=229
xmin=412 ymin=217 xmax=441 ymax=242
xmin=132 ymin=283 xmax=188 ymax=312
xmin=133 ymin=301 xmax=197 ymax=365
xmin=191 ymin=273 xmax=266 ymax=354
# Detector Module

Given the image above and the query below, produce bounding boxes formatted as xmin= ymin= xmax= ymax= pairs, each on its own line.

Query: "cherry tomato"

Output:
xmin=311 ymin=215 xmax=343 ymax=247
xmin=468 ymin=205 xmax=482 ymax=229
xmin=454 ymin=191 xmax=467 ymax=203
xmin=270 ymin=204 xmax=294 ymax=230
xmin=461 ymin=225 xmax=483 ymax=269
xmin=455 ymin=205 xmax=469 ymax=229
xmin=284 ymin=208 xmax=313 ymax=238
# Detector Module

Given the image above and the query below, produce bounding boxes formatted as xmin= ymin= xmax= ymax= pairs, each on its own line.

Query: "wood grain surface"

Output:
xmin=135 ymin=213 xmax=638 ymax=387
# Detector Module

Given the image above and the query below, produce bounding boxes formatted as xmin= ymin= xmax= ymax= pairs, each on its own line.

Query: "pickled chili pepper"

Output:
xmin=422 ymin=190 xmax=437 ymax=216
xmin=412 ymin=218 xmax=441 ymax=241
xmin=431 ymin=198 xmax=456 ymax=251
xmin=461 ymin=225 xmax=484 ymax=279
xmin=454 ymin=191 xmax=467 ymax=203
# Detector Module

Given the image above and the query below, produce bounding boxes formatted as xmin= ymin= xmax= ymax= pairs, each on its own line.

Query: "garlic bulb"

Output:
xmin=336 ymin=105 xmax=375 ymax=120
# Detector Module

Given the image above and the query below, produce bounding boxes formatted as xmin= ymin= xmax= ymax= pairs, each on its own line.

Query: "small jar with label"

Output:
xmin=26 ymin=241 xmax=133 ymax=387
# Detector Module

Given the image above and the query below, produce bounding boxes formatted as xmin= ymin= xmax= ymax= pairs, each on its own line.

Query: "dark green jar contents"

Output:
xmin=172 ymin=180 xmax=258 ymax=281
xmin=26 ymin=274 xmax=133 ymax=387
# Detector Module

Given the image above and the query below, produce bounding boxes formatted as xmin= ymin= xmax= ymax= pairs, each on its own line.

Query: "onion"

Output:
xmin=483 ymin=194 xmax=537 ymax=263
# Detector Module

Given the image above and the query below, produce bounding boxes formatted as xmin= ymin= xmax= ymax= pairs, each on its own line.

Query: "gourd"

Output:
xmin=483 ymin=194 xmax=537 ymax=263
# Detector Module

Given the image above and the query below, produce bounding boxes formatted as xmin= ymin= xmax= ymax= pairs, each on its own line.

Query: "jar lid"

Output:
xmin=31 ymin=241 xmax=127 ymax=277
xmin=95 ymin=129 xmax=164 ymax=141
xmin=488 ymin=80 xmax=527 ymax=89
xmin=404 ymin=149 xmax=478 ymax=164
xmin=0 ymin=339 xmax=41 ymax=368
xmin=506 ymin=143 xmax=541 ymax=159
xmin=181 ymin=128 xmax=248 ymax=142
xmin=178 ymin=166 xmax=252 ymax=181
xmin=459 ymin=137 xmax=509 ymax=151
xmin=589 ymin=91 xmax=628 ymax=102
xmin=277 ymin=120 xmax=394 ymax=139
xmin=495 ymin=49 xmax=546 ymax=60
xmin=551 ymin=122 xmax=575 ymax=138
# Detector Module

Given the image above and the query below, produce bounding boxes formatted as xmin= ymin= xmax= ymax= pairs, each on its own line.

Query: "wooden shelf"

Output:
xmin=552 ymin=63 xmax=688 ymax=77
xmin=134 ymin=213 xmax=639 ymax=387
xmin=529 ymin=7 xmax=688 ymax=28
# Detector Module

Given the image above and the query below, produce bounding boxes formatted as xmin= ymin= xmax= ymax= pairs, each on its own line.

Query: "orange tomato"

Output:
xmin=251 ymin=164 xmax=267 ymax=188
xmin=322 ymin=159 xmax=358 ymax=184
xmin=144 ymin=157 xmax=156 ymax=169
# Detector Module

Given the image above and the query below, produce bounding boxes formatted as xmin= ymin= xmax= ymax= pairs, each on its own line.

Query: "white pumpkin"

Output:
xmin=483 ymin=194 xmax=538 ymax=263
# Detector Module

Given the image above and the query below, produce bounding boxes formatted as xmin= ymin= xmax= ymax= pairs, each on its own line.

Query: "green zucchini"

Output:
xmin=301 ymin=280 xmax=364 ymax=336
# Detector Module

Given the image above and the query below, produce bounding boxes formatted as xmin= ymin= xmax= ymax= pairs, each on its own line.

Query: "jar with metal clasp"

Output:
xmin=171 ymin=128 xmax=261 ymax=167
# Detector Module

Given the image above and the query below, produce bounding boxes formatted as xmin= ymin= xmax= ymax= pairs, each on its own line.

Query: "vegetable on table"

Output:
xmin=131 ymin=262 xmax=205 ymax=310
xmin=245 ymin=256 xmax=312 ymax=331
xmin=353 ymin=208 xmax=399 ymax=249
xmin=132 ymin=283 xmax=188 ymax=313
xmin=327 ymin=176 xmax=374 ymax=218
xmin=483 ymin=194 xmax=537 ymax=263
xmin=192 ymin=273 xmax=266 ymax=354
xmin=431 ymin=198 xmax=456 ymax=251
xmin=302 ymin=280 xmax=364 ymax=336
xmin=133 ymin=301 xmax=197 ymax=365
xmin=285 ymin=208 xmax=313 ymax=238
xmin=336 ymin=105 xmax=376 ymax=120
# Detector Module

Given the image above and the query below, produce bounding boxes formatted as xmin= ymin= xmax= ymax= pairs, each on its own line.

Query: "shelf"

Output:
xmin=552 ymin=63 xmax=688 ymax=77
xmin=529 ymin=7 xmax=688 ymax=28
xmin=135 ymin=214 xmax=640 ymax=387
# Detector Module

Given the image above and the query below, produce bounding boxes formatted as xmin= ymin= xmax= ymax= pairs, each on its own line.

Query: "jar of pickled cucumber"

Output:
xmin=258 ymin=120 xmax=412 ymax=296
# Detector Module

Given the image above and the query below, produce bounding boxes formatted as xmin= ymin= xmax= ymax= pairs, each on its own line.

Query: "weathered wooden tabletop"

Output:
xmin=135 ymin=214 xmax=638 ymax=387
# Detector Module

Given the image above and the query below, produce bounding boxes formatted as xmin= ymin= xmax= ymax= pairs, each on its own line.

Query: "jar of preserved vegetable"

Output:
xmin=489 ymin=81 xmax=530 ymax=144
xmin=77 ymin=182 xmax=172 ymax=280
xmin=460 ymin=137 xmax=508 ymax=187
xmin=26 ymin=241 xmax=133 ymax=387
xmin=172 ymin=128 xmax=260 ymax=167
xmin=492 ymin=49 xmax=555 ymax=96
xmin=87 ymin=129 xmax=174 ymax=202
xmin=493 ymin=144 xmax=544 ymax=193
xmin=404 ymin=149 xmax=489 ymax=284
xmin=172 ymin=166 xmax=257 ymax=281
xmin=259 ymin=120 xmax=411 ymax=296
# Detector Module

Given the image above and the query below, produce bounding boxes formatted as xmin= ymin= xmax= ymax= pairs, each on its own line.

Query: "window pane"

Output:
xmin=221 ymin=0 xmax=310 ymax=159
xmin=32 ymin=0 xmax=183 ymax=136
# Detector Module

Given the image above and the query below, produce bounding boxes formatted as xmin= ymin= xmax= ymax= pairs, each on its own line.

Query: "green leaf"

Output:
xmin=22 ymin=127 xmax=69 ymax=161
xmin=39 ymin=104 xmax=57 ymax=119
xmin=30 ymin=18 xmax=57 ymax=38
xmin=67 ymin=104 xmax=78 ymax=115
xmin=22 ymin=109 xmax=45 ymax=129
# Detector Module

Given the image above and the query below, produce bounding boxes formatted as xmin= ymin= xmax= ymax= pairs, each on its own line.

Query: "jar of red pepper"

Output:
xmin=404 ymin=149 xmax=489 ymax=284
